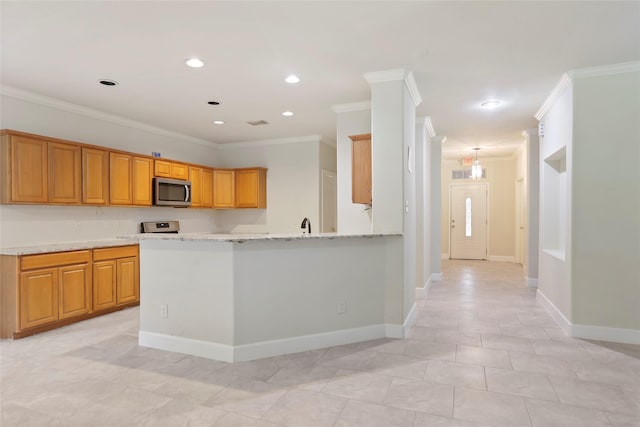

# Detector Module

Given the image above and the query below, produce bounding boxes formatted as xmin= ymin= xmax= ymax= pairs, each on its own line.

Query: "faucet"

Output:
xmin=301 ymin=217 xmax=311 ymax=234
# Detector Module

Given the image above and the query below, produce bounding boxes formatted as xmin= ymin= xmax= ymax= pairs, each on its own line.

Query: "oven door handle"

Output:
xmin=184 ymin=184 xmax=190 ymax=202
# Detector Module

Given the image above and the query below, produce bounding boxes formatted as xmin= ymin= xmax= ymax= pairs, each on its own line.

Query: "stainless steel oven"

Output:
xmin=153 ymin=177 xmax=191 ymax=207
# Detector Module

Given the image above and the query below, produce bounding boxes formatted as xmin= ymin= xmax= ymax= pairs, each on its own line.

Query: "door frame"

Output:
xmin=448 ymin=182 xmax=489 ymax=260
xmin=515 ymin=177 xmax=525 ymax=266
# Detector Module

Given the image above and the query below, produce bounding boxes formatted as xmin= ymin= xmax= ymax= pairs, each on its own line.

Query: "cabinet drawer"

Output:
xmin=21 ymin=250 xmax=91 ymax=271
xmin=93 ymin=245 xmax=138 ymax=262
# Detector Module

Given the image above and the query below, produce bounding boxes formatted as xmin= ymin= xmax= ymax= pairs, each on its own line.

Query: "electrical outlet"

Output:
xmin=160 ymin=304 xmax=168 ymax=318
xmin=337 ymin=300 xmax=346 ymax=314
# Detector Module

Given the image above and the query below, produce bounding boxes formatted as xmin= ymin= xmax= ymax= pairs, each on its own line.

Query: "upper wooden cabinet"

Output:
xmin=109 ymin=152 xmax=133 ymax=205
xmin=82 ymin=147 xmax=109 ymax=205
xmin=155 ymin=159 xmax=188 ymax=180
xmin=133 ymin=157 xmax=153 ymax=206
xmin=349 ymin=133 xmax=372 ymax=205
xmin=201 ymin=168 xmax=214 ymax=208
xmin=235 ymin=168 xmax=267 ymax=209
xmin=2 ymin=134 xmax=49 ymax=203
xmin=213 ymin=169 xmax=235 ymax=208
xmin=1 ymin=130 xmax=267 ymax=210
xmin=189 ymin=166 xmax=203 ymax=207
xmin=189 ymin=166 xmax=214 ymax=208
xmin=1 ymin=132 xmax=83 ymax=205
xmin=110 ymin=153 xmax=152 ymax=206
xmin=48 ymin=142 xmax=81 ymax=204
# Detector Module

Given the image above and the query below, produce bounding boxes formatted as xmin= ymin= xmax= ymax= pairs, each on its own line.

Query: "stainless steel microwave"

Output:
xmin=153 ymin=177 xmax=192 ymax=207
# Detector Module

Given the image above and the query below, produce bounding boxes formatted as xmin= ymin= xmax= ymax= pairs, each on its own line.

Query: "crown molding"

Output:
xmin=534 ymin=73 xmax=572 ymax=120
xmin=217 ymin=134 xmax=324 ymax=150
xmin=568 ymin=60 xmax=640 ymax=80
xmin=404 ymin=71 xmax=422 ymax=107
xmin=331 ymin=100 xmax=371 ymax=113
xmin=0 ymin=85 xmax=219 ymax=148
xmin=535 ymin=61 xmax=640 ymax=121
xmin=363 ymin=68 xmax=408 ymax=84
xmin=432 ymin=135 xmax=447 ymax=144
xmin=363 ymin=69 xmax=422 ymax=107
xmin=416 ymin=116 xmax=437 ymax=138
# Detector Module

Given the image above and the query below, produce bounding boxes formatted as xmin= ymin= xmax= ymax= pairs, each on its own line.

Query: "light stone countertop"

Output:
xmin=128 ymin=232 xmax=402 ymax=243
xmin=0 ymin=238 xmax=138 ymax=256
xmin=0 ymin=233 xmax=402 ymax=255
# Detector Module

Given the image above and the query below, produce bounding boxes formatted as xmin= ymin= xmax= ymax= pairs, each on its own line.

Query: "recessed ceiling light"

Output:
xmin=213 ymin=120 xmax=225 ymax=125
xmin=481 ymin=100 xmax=501 ymax=109
xmin=99 ymin=79 xmax=118 ymax=86
xmin=185 ymin=58 xmax=204 ymax=68
xmin=207 ymin=101 xmax=220 ymax=105
xmin=285 ymin=74 xmax=300 ymax=84
xmin=282 ymin=111 xmax=294 ymax=117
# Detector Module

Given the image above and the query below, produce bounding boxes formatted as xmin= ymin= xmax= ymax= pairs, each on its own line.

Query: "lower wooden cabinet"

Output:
xmin=93 ymin=245 xmax=139 ymax=311
xmin=58 ymin=263 xmax=92 ymax=320
xmin=0 ymin=245 xmax=139 ymax=339
xmin=19 ymin=267 xmax=58 ymax=330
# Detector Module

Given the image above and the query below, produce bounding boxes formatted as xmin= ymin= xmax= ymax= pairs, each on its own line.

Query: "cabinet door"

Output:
xmin=133 ymin=157 xmax=153 ymax=206
xmin=350 ymin=134 xmax=372 ymax=205
xmin=82 ymin=147 xmax=109 ymax=205
xmin=189 ymin=166 xmax=203 ymax=207
xmin=93 ymin=260 xmax=116 ymax=311
xmin=171 ymin=163 xmax=188 ymax=180
xmin=109 ymin=152 xmax=132 ymax=205
xmin=235 ymin=168 xmax=267 ymax=208
xmin=58 ymin=263 xmax=91 ymax=320
xmin=201 ymin=168 xmax=213 ymax=208
xmin=154 ymin=160 xmax=171 ymax=178
xmin=213 ymin=169 xmax=235 ymax=208
xmin=10 ymin=136 xmax=48 ymax=203
xmin=116 ymin=257 xmax=139 ymax=305
xmin=48 ymin=142 xmax=81 ymax=204
xmin=20 ymin=268 xmax=58 ymax=330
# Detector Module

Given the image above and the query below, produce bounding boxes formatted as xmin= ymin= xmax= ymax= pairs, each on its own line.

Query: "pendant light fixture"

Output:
xmin=471 ymin=147 xmax=482 ymax=179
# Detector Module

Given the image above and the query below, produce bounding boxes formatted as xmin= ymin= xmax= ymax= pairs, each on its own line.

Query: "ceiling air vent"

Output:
xmin=246 ymin=120 xmax=269 ymax=126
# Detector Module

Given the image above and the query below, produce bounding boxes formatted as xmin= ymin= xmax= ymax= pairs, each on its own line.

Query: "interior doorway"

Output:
xmin=321 ymin=169 xmax=337 ymax=233
xmin=449 ymin=183 xmax=488 ymax=260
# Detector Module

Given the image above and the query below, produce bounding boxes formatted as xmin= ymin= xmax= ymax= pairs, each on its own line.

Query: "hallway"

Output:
xmin=1 ymin=261 xmax=639 ymax=426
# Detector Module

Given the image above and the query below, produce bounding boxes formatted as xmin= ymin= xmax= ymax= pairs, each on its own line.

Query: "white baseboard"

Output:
xmin=572 ymin=324 xmax=640 ymax=345
xmin=441 ymin=253 xmax=449 ymax=260
xmin=139 ymin=331 xmax=234 ymax=362
xmin=235 ymin=324 xmax=387 ymax=362
xmin=526 ymin=277 xmax=539 ymax=288
xmin=140 ymin=316 xmax=414 ymax=362
xmin=431 ymin=272 xmax=443 ymax=282
xmin=487 ymin=255 xmax=516 ymax=262
xmin=536 ymin=289 xmax=572 ymax=336
xmin=536 ymin=290 xmax=640 ymax=345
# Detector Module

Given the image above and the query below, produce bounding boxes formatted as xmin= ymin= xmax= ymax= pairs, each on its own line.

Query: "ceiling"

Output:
xmin=2 ymin=2 xmax=639 ymax=159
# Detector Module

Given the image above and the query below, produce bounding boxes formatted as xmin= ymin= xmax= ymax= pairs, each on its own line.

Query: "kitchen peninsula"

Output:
xmin=133 ymin=232 xmax=411 ymax=362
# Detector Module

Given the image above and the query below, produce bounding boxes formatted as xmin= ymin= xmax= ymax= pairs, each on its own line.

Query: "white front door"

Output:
xmin=450 ymin=184 xmax=487 ymax=260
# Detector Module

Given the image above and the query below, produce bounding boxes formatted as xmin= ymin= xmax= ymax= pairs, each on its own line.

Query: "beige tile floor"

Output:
xmin=2 ymin=260 xmax=639 ymax=426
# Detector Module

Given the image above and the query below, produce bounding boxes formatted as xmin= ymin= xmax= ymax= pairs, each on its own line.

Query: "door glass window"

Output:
xmin=465 ymin=196 xmax=472 ymax=237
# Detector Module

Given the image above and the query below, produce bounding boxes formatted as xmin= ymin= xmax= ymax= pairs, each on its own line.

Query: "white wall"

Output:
xmin=538 ymin=81 xmax=573 ymax=323
xmin=441 ymin=157 xmax=517 ymax=260
xmin=415 ymin=118 xmax=432 ymax=288
xmin=571 ymin=70 xmax=640 ymax=330
xmin=0 ymin=93 xmax=220 ymax=247
xmin=401 ymin=84 xmax=417 ymax=314
xmin=371 ymin=80 xmax=404 ymax=234
xmin=335 ymin=109 xmax=372 ymax=233
xmin=215 ymin=139 xmax=327 ymax=234
xmin=430 ymin=138 xmax=443 ymax=276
